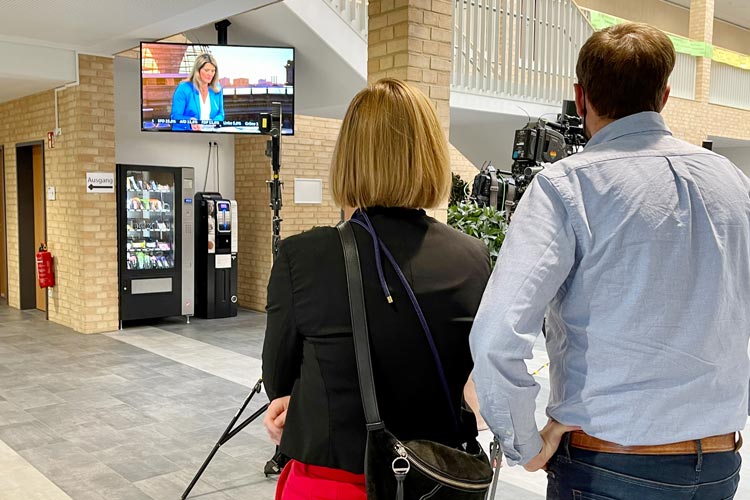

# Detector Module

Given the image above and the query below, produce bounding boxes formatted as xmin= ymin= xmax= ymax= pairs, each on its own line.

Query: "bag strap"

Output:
xmin=338 ymin=221 xmax=385 ymax=430
xmin=351 ymin=212 xmax=460 ymax=428
xmin=343 ymin=213 xmax=460 ymax=430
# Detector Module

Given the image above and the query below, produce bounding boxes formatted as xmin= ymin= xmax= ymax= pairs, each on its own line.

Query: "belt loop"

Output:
xmin=735 ymin=432 xmax=743 ymax=453
xmin=562 ymin=432 xmax=572 ymax=462
xmin=695 ymin=439 xmax=703 ymax=473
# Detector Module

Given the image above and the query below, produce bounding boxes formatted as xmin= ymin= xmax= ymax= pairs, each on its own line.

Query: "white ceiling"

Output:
xmin=665 ymin=0 xmax=750 ymax=29
xmin=0 ymin=0 xmax=367 ymax=117
xmin=0 ymin=0 xmax=275 ymax=54
xmin=0 ymin=0 xmax=276 ymax=103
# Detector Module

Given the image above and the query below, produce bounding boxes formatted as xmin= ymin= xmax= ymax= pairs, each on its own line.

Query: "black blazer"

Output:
xmin=262 ymin=207 xmax=492 ymax=473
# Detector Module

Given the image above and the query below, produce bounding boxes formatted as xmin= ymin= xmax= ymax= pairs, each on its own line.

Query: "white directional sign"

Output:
xmin=86 ymin=172 xmax=115 ymax=193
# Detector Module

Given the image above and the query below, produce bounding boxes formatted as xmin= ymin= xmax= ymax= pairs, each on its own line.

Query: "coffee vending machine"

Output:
xmin=194 ymin=192 xmax=238 ymax=318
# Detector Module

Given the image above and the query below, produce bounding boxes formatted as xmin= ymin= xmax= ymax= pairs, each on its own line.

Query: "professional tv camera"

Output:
xmin=471 ymin=100 xmax=586 ymax=215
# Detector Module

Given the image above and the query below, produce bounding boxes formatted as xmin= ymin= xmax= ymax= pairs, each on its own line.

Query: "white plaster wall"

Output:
xmin=114 ymin=56 xmax=235 ymax=198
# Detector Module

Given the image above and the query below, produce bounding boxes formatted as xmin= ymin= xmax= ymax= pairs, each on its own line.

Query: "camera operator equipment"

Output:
xmin=472 ymin=100 xmax=585 ymax=216
xmin=258 ymin=103 xmax=292 ymax=476
xmin=260 ymin=104 xmax=284 ymax=259
xmin=181 ymin=103 xmax=287 ymax=499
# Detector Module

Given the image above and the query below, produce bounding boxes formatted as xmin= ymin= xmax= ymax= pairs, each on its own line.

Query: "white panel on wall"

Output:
xmin=294 ymin=178 xmax=323 ymax=204
xmin=114 ymin=56 xmax=236 ymax=197
xmin=715 ymin=146 xmax=750 ymax=177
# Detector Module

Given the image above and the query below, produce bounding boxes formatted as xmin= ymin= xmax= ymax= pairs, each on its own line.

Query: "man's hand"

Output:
xmin=523 ymin=419 xmax=581 ymax=472
xmin=263 ymin=396 xmax=291 ymax=445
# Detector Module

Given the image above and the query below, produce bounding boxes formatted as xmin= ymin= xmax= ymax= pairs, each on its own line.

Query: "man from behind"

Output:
xmin=471 ymin=22 xmax=750 ymax=499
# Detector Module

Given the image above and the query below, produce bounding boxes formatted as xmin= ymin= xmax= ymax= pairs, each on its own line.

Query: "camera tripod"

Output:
xmin=181 ymin=379 xmax=269 ymax=499
xmin=183 ymin=103 xmax=289 ymax=498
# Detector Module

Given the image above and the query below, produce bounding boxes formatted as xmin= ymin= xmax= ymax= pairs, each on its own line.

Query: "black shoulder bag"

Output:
xmin=338 ymin=218 xmax=497 ymax=500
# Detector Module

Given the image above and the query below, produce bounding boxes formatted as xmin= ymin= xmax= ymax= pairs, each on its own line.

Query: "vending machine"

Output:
xmin=116 ymin=164 xmax=195 ymax=323
xmin=194 ymin=192 xmax=238 ymax=318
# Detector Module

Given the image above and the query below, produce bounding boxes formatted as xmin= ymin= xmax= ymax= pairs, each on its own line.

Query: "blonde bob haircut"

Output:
xmin=330 ymin=78 xmax=451 ymax=210
xmin=190 ymin=53 xmax=221 ymax=93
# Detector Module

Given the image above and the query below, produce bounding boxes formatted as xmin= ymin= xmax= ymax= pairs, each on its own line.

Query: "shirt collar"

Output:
xmin=585 ymin=111 xmax=672 ymax=149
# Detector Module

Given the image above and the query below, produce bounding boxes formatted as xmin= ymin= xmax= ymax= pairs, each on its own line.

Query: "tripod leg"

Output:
xmin=264 ymin=446 xmax=290 ymax=477
xmin=182 ymin=380 xmax=263 ymax=499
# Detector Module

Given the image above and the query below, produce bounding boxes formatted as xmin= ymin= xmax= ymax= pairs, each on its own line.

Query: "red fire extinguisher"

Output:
xmin=36 ymin=243 xmax=55 ymax=288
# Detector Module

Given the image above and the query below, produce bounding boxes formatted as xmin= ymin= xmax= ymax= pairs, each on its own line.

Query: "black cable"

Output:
xmin=202 ymin=141 xmax=212 ymax=192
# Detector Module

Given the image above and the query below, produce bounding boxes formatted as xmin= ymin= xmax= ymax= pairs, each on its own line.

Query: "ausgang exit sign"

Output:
xmin=86 ymin=172 xmax=115 ymax=193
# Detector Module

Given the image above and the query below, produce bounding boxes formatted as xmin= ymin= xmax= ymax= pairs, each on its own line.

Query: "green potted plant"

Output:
xmin=447 ymin=200 xmax=507 ymax=267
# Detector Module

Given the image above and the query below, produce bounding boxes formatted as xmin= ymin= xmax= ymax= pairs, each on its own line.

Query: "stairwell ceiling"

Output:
xmin=0 ymin=0 xmax=275 ymax=54
xmin=665 ymin=0 xmax=750 ymax=30
xmin=0 ymin=0 xmax=275 ymax=103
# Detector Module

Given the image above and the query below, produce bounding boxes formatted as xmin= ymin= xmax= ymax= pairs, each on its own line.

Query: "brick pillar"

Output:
xmin=689 ymin=0 xmax=714 ymax=102
xmin=368 ymin=0 xmax=454 ymax=219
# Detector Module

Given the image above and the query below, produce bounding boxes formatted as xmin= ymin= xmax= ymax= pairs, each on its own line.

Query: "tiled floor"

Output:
xmin=0 ymin=302 xmax=747 ymax=499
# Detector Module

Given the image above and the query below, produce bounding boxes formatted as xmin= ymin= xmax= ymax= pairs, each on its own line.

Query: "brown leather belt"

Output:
xmin=569 ymin=431 xmax=741 ymax=455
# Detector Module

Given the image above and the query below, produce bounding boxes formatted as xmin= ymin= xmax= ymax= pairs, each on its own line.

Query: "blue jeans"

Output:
xmin=546 ymin=433 xmax=741 ymax=500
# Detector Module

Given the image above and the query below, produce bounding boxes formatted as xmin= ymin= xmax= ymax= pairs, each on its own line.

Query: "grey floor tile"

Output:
xmin=51 ymin=462 xmax=132 ymax=497
xmin=56 ymin=421 xmax=131 ymax=453
xmin=103 ymin=453 xmax=181 ymax=483
xmin=0 ymin=421 xmax=62 ymax=451
xmin=20 ymin=442 xmax=105 ymax=479
xmin=92 ymin=404 xmax=157 ymax=431
xmin=0 ymin=401 xmax=36 ymax=426
xmin=134 ymin=468 xmax=239 ymax=500
xmin=26 ymin=402 xmax=101 ymax=430
xmin=0 ymin=386 xmax=65 ymax=410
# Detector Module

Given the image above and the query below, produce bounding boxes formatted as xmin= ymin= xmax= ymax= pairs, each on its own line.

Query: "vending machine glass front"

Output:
xmin=124 ymin=169 xmax=176 ymax=271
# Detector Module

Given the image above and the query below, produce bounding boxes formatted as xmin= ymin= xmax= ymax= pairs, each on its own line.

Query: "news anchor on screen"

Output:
xmin=170 ymin=53 xmax=225 ymax=131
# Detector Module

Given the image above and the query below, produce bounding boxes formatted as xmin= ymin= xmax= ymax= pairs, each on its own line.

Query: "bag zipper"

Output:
xmin=394 ymin=442 xmax=491 ymax=491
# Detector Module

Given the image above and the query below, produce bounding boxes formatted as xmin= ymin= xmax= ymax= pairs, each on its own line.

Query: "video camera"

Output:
xmin=471 ymin=100 xmax=586 ymax=215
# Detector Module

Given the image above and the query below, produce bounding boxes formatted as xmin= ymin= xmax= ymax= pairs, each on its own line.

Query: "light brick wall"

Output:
xmin=234 ymin=115 xmax=342 ymax=312
xmin=0 ymin=93 xmax=53 ymax=311
xmin=662 ymin=96 xmax=750 ymax=146
xmin=368 ymin=0 xmax=453 ymax=130
xmin=688 ymin=0 xmax=714 ymax=43
xmin=0 ymin=54 xmax=117 ymax=333
xmin=688 ymin=0 xmax=715 ymax=102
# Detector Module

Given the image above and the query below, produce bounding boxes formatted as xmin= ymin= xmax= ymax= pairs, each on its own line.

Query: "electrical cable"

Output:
xmin=214 ymin=142 xmax=220 ymax=192
xmin=202 ymin=141 xmax=212 ymax=192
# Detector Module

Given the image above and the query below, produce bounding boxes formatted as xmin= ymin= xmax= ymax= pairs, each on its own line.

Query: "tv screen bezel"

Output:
xmin=139 ymin=41 xmax=296 ymax=136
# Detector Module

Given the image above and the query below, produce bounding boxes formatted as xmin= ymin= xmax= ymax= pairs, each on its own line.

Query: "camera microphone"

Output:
xmin=524 ymin=166 xmax=544 ymax=177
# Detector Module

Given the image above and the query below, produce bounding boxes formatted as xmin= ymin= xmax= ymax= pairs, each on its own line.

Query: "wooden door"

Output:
xmin=32 ymin=145 xmax=46 ymax=312
xmin=0 ymin=146 xmax=6 ymax=302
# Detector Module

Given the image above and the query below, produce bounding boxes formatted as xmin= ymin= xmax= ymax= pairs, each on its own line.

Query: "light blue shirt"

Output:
xmin=470 ymin=112 xmax=750 ymax=466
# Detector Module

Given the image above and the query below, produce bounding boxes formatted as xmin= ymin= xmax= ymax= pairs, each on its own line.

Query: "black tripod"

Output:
xmin=182 ymin=104 xmax=289 ymax=499
xmin=181 ymin=379 xmax=268 ymax=499
xmin=260 ymin=102 xmax=291 ymax=477
xmin=262 ymin=105 xmax=284 ymax=259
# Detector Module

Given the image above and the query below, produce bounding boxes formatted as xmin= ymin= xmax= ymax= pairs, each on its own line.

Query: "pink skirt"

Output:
xmin=276 ymin=459 xmax=367 ymax=500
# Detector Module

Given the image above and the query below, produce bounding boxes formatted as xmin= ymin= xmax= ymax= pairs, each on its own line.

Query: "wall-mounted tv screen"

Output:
xmin=140 ymin=42 xmax=294 ymax=135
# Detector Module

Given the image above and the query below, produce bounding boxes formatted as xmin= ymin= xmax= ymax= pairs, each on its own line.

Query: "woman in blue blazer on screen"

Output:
xmin=170 ymin=53 xmax=225 ymax=131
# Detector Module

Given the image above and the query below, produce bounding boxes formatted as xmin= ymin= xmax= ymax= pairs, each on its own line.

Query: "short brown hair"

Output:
xmin=576 ymin=22 xmax=675 ymax=119
xmin=330 ymin=78 xmax=451 ymax=209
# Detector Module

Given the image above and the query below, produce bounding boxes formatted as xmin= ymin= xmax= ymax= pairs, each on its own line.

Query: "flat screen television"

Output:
xmin=140 ymin=42 xmax=295 ymax=135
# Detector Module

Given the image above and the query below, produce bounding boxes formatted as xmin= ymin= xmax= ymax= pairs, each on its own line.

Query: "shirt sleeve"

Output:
xmin=470 ymin=174 xmax=576 ymax=465
xmin=262 ymin=242 xmax=303 ymax=401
